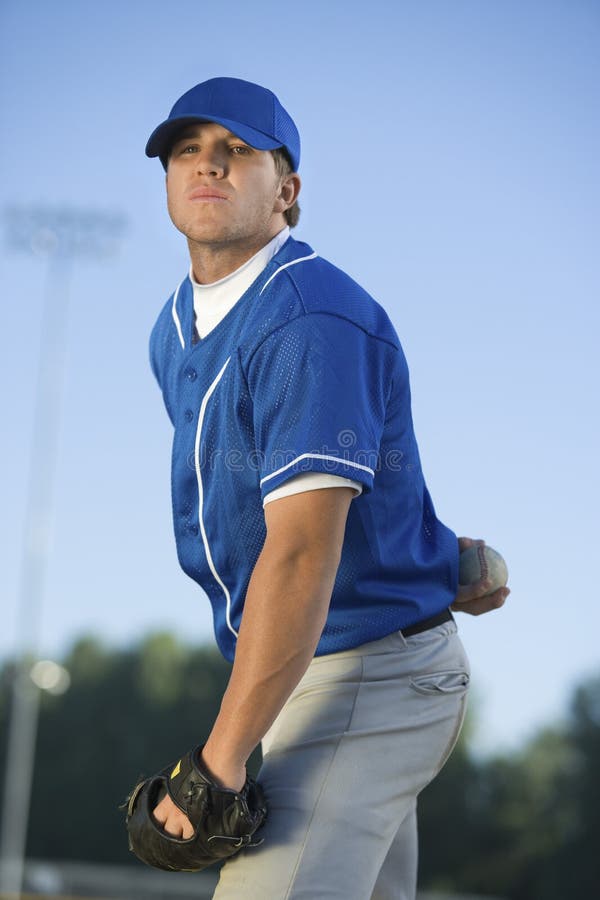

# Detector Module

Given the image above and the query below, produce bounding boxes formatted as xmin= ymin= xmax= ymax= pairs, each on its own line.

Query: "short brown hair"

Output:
xmin=271 ymin=148 xmax=300 ymax=228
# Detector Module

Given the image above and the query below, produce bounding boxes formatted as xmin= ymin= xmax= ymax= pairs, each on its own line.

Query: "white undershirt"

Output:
xmin=190 ymin=227 xmax=291 ymax=340
xmin=189 ymin=227 xmax=362 ymax=507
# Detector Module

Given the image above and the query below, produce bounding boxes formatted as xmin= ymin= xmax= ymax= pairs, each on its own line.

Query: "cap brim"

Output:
xmin=145 ymin=114 xmax=283 ymax=162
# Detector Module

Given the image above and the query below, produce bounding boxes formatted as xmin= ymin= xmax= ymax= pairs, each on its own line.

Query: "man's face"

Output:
xmin=165 ymin=122 xmax=286 ymax=249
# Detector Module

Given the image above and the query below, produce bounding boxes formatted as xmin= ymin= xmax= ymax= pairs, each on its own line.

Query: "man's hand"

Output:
xmin=152 ymin=792 xmax=194 ymax=839
xmin=451 ymin=536 xmax=510 ymax=616
xmin=152 ymin=750 xmax=246 ymax=838
xmin=126 ymin=744 xmax=267 ymax=872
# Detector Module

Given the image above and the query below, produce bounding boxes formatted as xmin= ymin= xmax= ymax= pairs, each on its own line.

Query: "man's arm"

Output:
xmin=153 ymin=495 xmax=508 ymax=838
xmin=201 ymin=485 xmax=355 ymax=785
xmin=153 ymin=485 xmax=354 ymax=837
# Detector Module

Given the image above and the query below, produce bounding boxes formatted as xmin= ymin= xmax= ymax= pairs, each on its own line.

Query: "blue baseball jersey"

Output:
xmin=150 ymin=236 xmax=459 ymax=662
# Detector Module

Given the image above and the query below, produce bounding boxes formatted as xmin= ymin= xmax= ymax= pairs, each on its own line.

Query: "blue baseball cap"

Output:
xmin=145 ymin=77 xmax=300 ymax=171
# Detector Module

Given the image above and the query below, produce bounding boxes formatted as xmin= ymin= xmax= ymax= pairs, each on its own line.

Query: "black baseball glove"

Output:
xmin=124 ymin=744 xmax=268 ymax=872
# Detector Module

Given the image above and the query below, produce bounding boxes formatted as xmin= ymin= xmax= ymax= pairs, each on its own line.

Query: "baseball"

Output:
xmin=458 ymin=545 xmax=508 ymax=595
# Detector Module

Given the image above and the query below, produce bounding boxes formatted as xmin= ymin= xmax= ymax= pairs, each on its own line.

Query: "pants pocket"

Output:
xmin=409 ymin=669 xmax=470 ymax=696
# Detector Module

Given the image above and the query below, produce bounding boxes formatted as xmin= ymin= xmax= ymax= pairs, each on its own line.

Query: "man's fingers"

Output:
xmin=452 ymin=587 xmax=510 ymax=617
xmin=159 ymin=810 xmax=194 ymax=839
xmin=454 ymin=577 xmax=494 ymax=604
xmin=181 ymin=818 xmax=194 ymax=839
xmin=152 ymin=794 xmax=194 ymax=838
xmin=165 ymin=812 xmax=194 ymax=839
xmin=163 ymin=817 xmax=183 ymax=838
xmin=152 ymin=795 xmax=168 ymax=826
xmin=457 ymin=536 xmax=485 ymax=553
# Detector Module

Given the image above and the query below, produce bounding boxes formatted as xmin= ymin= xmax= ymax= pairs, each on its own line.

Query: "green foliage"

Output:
xmin=134 ymin=631 xmax=187 ymax=706
xmin=0 ymin=633 xmax=232 ymax=864
xmin=418 ymin=683 xmax=600 ymax=900
xmin=547 ymin=675 xmax=600 ymax=897
xmin=0 ymin=636 xmax=598 ymax=897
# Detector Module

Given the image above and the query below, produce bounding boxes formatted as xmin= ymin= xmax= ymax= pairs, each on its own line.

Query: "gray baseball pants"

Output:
xmin=212 ymin=618 xmax=469 ymax=900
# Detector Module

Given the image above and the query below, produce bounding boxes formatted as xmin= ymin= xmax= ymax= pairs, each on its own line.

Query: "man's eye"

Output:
xmin=230 ymin=145 xmax=251 ymax=155
xmin=181 ymin=144 xmax=198 ymax=154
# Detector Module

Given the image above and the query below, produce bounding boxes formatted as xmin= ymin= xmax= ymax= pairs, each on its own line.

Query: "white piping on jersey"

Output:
xmin=260 ymin=453 xmax=374 ymax=487
xmin=171 ymin=280 xmax=186 ymax=349
xmin=259 ymin=252 xmax=318 ymax=295
xmin=194 ymin=356 xmax=239 ymax=640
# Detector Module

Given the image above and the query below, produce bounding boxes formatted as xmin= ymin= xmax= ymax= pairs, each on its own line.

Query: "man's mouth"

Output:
xmin=188 ymin=187 xmax=230 ymax=202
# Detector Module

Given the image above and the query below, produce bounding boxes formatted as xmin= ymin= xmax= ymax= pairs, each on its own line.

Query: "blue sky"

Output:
xmin=1 ymin=0 xmax=599 ymax=755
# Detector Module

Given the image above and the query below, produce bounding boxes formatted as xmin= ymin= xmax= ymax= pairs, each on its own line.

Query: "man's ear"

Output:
xmin=275 ymin=173 xmax=301 ymax=214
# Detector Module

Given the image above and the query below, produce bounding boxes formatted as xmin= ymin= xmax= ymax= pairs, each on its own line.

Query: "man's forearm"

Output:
xmin=202 ymin=538 xmax=339 ymax=782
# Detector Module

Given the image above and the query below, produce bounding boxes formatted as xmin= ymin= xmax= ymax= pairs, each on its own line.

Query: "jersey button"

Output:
xmin=185 ymin=368 xmax=197 ymax=381
xmin=184 ymin=409 xmax=194 ymax=422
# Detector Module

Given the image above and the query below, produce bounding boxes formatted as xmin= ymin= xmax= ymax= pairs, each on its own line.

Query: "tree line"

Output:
xmin=0 ymin=632 xmax=597 ymax=898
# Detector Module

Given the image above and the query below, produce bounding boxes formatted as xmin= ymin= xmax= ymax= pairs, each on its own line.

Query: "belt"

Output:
xmin=400 ymin=607 xmax=454 ymax=638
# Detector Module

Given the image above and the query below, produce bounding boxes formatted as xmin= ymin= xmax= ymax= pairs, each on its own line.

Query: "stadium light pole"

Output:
xmin=0 ymin=207 xmax=127 ymax=900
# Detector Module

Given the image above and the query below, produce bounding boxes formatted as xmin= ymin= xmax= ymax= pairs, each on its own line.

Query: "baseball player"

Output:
xmin=129 ymin=76 xmax=509 ymax=899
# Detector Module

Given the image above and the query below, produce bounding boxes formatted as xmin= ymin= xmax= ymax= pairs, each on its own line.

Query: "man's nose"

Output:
xmin=195 ymin=148 xmax=226 ymax=177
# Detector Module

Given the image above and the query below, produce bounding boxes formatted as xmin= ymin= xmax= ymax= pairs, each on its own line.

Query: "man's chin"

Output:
xmin=177 ymin=224 xmax=238 ymax=245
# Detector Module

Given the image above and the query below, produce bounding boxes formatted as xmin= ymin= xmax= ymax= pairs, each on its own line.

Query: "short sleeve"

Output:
xmin=246 ymin=313 xmax=395 ymax=503
xmin=263 ymin=472 xmax=363 ymax=507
